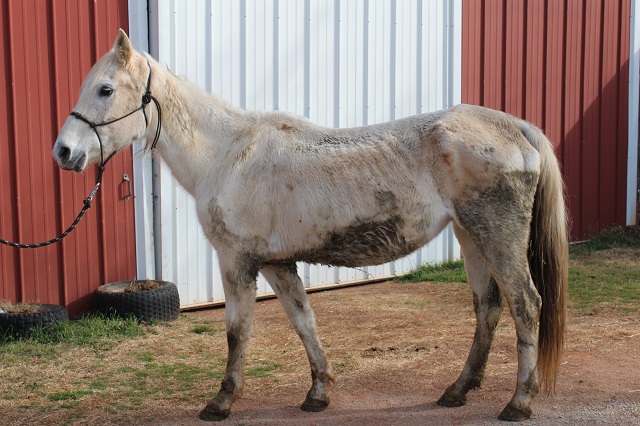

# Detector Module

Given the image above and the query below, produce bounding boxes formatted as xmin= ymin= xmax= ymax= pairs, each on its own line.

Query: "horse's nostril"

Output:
xmin=58 ymin=146 xmax=71 ymax=162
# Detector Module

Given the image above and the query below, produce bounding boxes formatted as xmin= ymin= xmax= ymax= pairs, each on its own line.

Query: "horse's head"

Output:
xmin=53 ymin=29 xmax=151 ymax=172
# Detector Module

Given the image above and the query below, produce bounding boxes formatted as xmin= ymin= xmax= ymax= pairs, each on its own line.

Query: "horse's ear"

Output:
xmin=113 ymin=29 xmax=132 ymax=65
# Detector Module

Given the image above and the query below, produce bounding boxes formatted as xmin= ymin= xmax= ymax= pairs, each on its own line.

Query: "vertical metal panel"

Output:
xmin=629 ymin=0 xmax=640 ymax=227
xmin=0 ymin=0 xmax=135 ymax=315
xmin=582 ymin=0 xmax=602 ymax=235
xmin=147 ymin=0 xmax=462 ymax=308
xmin=128 ymin=1 xmax=156 ymax=282
xmin=524 ymin=0 xmax=545 ymax=127
xmin=617 ymin=0 xmax=632 ymax=227
xmin=600 ymin=1 xmax=623 ymax=231
xmin=563 ymin=0 xmax=584 ymax=238
xmin=462 ymin=0 xmax=633 ymax=240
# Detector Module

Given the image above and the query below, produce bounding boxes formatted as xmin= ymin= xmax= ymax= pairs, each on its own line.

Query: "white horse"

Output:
xmin=53 ymin=30 xmax=568 ymax=422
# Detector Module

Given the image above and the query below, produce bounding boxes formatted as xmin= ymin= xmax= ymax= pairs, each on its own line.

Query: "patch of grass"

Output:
xmin=403 ymin=299 xmax=431 ymax=310
xmin=89 ymin=379 xmax=109 ymax=390
xmin=190 ymin=325 xmax=222 ymax=335
xmin=0 ymin=341 xmax=60 ymax=363
xmin=63 ymin=412 xmax=85 ymax=423
xmin=396 ymin=260 xmax=467 ymax=283
xmin=25 ymin=382 xmax=43 ymax=393
xmin=3 ymin=394 xmax=20 ymax=400
xmin=0 ymin=314 xmax=146 ymax=364
xmin=569 ymin=250 xmax=640 ymax=313
xmin=111 ymin=360 xmax=225 ymax=399
xmin=136 ymin=351 xmax=155 ymax=362
xmin=570 ymin=225 xmax=640 ymax=255
xmin=47 ymin=389 xmax=93 ymax=401
xmin=1 ymin=313 xmax=144 ymax=346
xmin=246 ymin=362 xmax=282 ymax=378
xmin=19 ymin=402 xmax=50 ymax=413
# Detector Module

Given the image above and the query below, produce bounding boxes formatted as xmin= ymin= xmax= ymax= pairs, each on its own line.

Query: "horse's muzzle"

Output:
xmin=53 ymin=143 xmax=87 ymax=172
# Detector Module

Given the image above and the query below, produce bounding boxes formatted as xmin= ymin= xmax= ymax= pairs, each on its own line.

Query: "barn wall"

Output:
xmin=462 ymin=0 xmax=633 ymax=240
xmin=144 ymin=0 xmax=462 ymax=308
xmin=0 ymin=0 xmax=136 ymax=316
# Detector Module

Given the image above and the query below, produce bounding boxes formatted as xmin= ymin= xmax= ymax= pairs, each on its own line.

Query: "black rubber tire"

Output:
xmin=93 ymin=281 xmax=180 ymax=322
xmin=0 ymin=304 xmax=69 ymax=338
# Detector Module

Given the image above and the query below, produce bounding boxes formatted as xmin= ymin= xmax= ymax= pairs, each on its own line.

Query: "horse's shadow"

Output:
xmin=198 ymin=399 xmax=505 ymax=425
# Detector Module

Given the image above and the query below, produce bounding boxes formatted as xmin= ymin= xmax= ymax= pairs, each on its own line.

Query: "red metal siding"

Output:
xmin=0 ymin=0 xmax=135 ymax=316
xmin=462 ymin=0 xmax=631 ymax=240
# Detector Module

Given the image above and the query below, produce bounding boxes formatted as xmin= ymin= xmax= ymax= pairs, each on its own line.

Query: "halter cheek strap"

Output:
xmin=70 ymin=61 xmax=162 ymax=170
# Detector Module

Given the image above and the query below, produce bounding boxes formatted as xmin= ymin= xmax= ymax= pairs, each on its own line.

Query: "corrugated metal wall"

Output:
xmin=145 ymin=0 xmax=462 ymax=308
xmin=0 ymin=0 xmax=136 ymax=316
xmin=462 ymin=0 xmax=632 ymax=240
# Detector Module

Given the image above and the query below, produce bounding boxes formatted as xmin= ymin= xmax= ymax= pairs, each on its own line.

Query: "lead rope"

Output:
xmin=0 ymin=62 xmax=161 ymax=249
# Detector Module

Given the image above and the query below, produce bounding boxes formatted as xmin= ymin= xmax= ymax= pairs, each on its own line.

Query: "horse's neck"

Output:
xmin=148 ymin=62 xmax=247 ymax=194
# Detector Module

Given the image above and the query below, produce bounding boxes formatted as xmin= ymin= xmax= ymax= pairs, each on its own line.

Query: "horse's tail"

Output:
xmin=519 ymin=122 xmax=569 ymax=391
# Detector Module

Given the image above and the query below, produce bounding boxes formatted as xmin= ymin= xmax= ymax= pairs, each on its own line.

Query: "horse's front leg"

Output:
xmin=261 ymin=264 xmax=335 ymax=412
xmin=200 ymin=254 xmax=258 ymax=421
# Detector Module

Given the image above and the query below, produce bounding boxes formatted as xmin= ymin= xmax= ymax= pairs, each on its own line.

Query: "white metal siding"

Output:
xmin=629 ymin=0 xmax=639 ymax=227
xmin=142 ymin=0 xmax=462 ymax=308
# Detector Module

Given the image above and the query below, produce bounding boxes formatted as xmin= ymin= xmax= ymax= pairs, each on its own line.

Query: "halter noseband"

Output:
xmin=70 ymin=61 xmax=162 ymax=170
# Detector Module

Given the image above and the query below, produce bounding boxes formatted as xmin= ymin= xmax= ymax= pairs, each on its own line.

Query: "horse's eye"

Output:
xmin=99 ymin=86 xmax=114 ymax=97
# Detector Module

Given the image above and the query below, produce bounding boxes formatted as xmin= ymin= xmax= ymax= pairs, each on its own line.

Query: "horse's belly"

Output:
xmin=294 ymin=214 xmax=438 ymax=267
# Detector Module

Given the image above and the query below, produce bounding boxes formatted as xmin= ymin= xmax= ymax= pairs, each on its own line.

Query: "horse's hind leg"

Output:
xmin=485 ymin=245 xmax=541 ymax=421
xmin=437 ymin=224 xmax=503 ymax=407
xmin=261 ymin=264 xmax=334 ymax=412
xmin=453 ymin=173 xmax=542 ymax=421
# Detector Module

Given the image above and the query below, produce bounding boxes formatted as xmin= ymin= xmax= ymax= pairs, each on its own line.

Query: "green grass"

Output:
xmin=1 ymin=313 xmax=144 ymax=345
xmin=104 ymin=360 xmax=226 ymax=403
xmin=396 ymin=226 xmax=640 ymax=314
xmin=190 ymin=324 xmax=223 ymax=335
xmin=0 ymin=314 xmax=146 ymax=363
xmin=569 ymin=226 xmax=640 ymax=313
xmin=395 ymin=260 xmax=467 ymax=283
xmin=569 ymin=259 xmax=640 ymax=313
xmin=246 ymin=362 xmax=282 ymax=378
xmin=569 ymin=225 xmax=640 ymax=255
xmin=89 ymin=379 xmax=109 ymax=390
xmin=136 ymin=351 xmax=156 ymax=362
xmin=47 ymin=390 xmax=93 ymax=402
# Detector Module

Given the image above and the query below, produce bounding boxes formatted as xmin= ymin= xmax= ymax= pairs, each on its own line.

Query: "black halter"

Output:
xmin=70 ymin=61 xmax=162 ymax=171
xmin=0 ymin=62 xmax=162 ymax=249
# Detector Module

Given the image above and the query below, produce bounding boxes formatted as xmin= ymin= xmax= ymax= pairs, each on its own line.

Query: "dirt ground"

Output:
xmin=160 ymin=280 xmax=640 ymax=426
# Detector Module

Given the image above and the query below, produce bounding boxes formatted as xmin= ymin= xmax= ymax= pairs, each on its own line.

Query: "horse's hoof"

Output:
xmin=498 ymin=403 xmax=532 ymax=422
xmin=199 ymin=404 xmax=230 ymax=422
xmin=300 ymin=396 xmax=329 ymax=412
xmin=437 ymin=391 xmax=467 ymax=407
